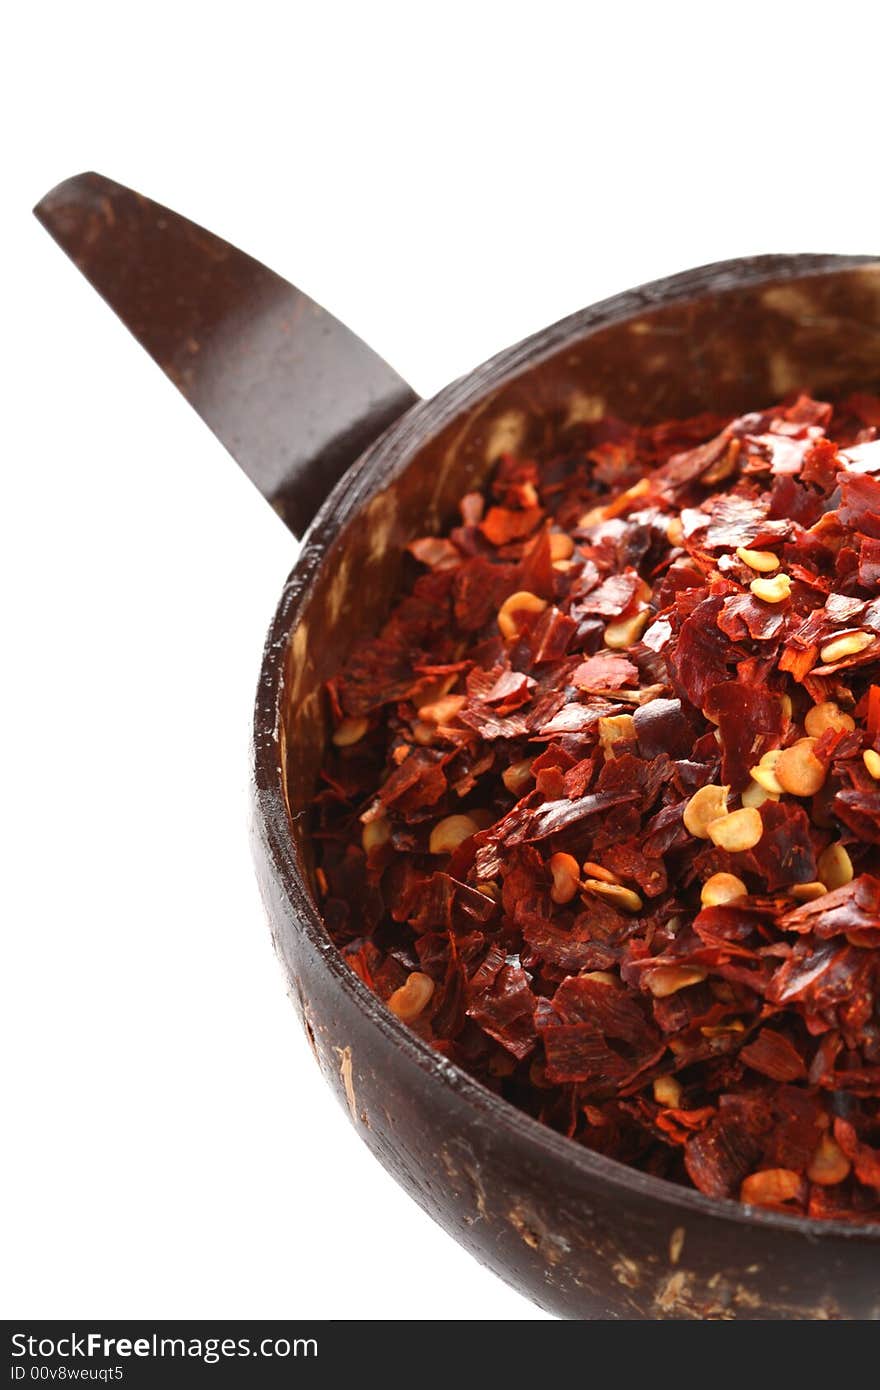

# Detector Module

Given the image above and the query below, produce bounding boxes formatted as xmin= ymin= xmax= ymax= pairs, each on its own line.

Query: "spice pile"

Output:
xmin=315 ymin=391 xmax=880 ymax=1220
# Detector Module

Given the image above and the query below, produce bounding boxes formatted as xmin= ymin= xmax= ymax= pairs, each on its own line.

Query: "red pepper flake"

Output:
xmin=869 ymin=685 xmax=880 ymax=740
xmin=739 ymin=1028 xmax=807 ymax=1082
xmin=685 ymin=1098 xmax=771 ymax=1198
xmin=315 ymin=391 xmax=880 ymax=1223
xmin=480 ymin=505 xmax=544 ymax=546
xmin=572 ymin=653 xmax=639 ymax=692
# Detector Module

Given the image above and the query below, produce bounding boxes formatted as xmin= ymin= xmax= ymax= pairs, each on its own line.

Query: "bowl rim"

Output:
xmin=253 ymin=250 xmax=880 ymax=1244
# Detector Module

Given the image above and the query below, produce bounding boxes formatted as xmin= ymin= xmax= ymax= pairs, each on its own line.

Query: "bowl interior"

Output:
xmin=279 ymin=258 xmax=880 ymax=852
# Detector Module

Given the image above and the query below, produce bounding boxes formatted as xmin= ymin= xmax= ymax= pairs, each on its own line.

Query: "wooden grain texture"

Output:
xmin=34 ymin=172 xmax=418 ymax=536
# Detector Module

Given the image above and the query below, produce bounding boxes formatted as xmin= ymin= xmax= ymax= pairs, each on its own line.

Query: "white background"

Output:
xmin=3 ymin=1 xmax=879 ymax=1320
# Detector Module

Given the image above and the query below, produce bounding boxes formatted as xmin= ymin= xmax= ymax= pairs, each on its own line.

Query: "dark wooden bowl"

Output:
xmin=251 ymin=253 xmax=880 ymax=1320
xmin=34 ymin=184 xmax=880 ymax=1318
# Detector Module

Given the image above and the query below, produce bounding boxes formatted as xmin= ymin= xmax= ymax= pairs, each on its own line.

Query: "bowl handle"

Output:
xmin=34 ymin=172 xmax=419 ymax=537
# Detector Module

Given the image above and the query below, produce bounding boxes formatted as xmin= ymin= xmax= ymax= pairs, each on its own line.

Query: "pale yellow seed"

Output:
xmin=707 ymin=807 xmax=763 ymax=852
xmin=779 ymin=693 xmax=793 ymax=724
xmin=411 ymin=719 xmax=436 ymax=746
xmin=428 ymin=814 xmax=479 ymax=855
xmin=361 ymin=817 xmax=391 ymax=853
xmin=666 ymin=517 xmax=685 ymax=548
xmin=683 ymin=784 xmax=730 ymax=839
xmin=502 ymin=758 xmax=534 ymax=794
xmin=864 ymin=749 xmax=880 ymax=780
xmin=751 ymin=766 xmax=784 ymax=794
xmin=476 ymin=880 xmax=499 ymax=901
xmin=805 ymin=701 xmax=856 ymax=738
xmin=625 ymin=478 xmax=652 ymax=504
xmin=741 ymin=778 xmax=779 ymax=808
xmin=638 ymin=683 xmax=667 ymax=705
xmin=646 ymin=965 xmax=708 ymax=998
xmin=807 ymin=1133 xmax=852 ymax=1187
xmin=387 ymin=971 xmax=435 ymax=1022
xmin=750 ymin=572 xmax=792 ymax=604
xmin=332 ymin=716 xmax=369 ymax=747
xmin=581 ymin=860 xmax=621 ymax=885
xmin=604 ymin=610 xmax=650 ymax=650
xmin=818 ymin=842 xmax=854 ymax=890
xmin=583 ymin=879 xmax=643 ymax=914
xmin=775 ymin=738 xmax=826 ymax=797
xmin=759 ymin=746 xmax=785 ymax=772
xmin=598 ymin=713 xmax=637 ymax=758
xmin=791 ymin=881 xmax=828 ymax=902
xmin=549 ymin=851 xmax=581 ymax=905
xmin=497 ymin=590 xmax=548 ymax=640
xmin=750 ymin=748 xmax=784 ymax=795
xmin=737 ymin=546 xmax=780 ymax=572
xmin=549 ymin=532 xmax=575 ymax=562
xmin=417 ymin=694 xmax=466 ymax=724
xmin=701 ymin=1019 xmax=746 ymax=1038
xmin=700 ymin=872 xmax=748 ymax=907
xmin=741 ymin=1169 xmax=802 ymax=1207
xmin=581 ymin=478 xmax=651 ymax=527
xmin=653 ymin=1075 xmax=683 ymax=1108
xmin=819 ymin=630 xmax=873 ymax=664
xmin=417 ymin=672 xmax=457 ymax=705
xmin=582 ymin=970 xmax=618 ymax=986
xmin=702 ymin=446 xmax=738 ymax=485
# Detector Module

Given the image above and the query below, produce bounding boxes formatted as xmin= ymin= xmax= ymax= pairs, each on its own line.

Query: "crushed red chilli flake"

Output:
xmin=314 ymin=391 xmax=880 ymax=1221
